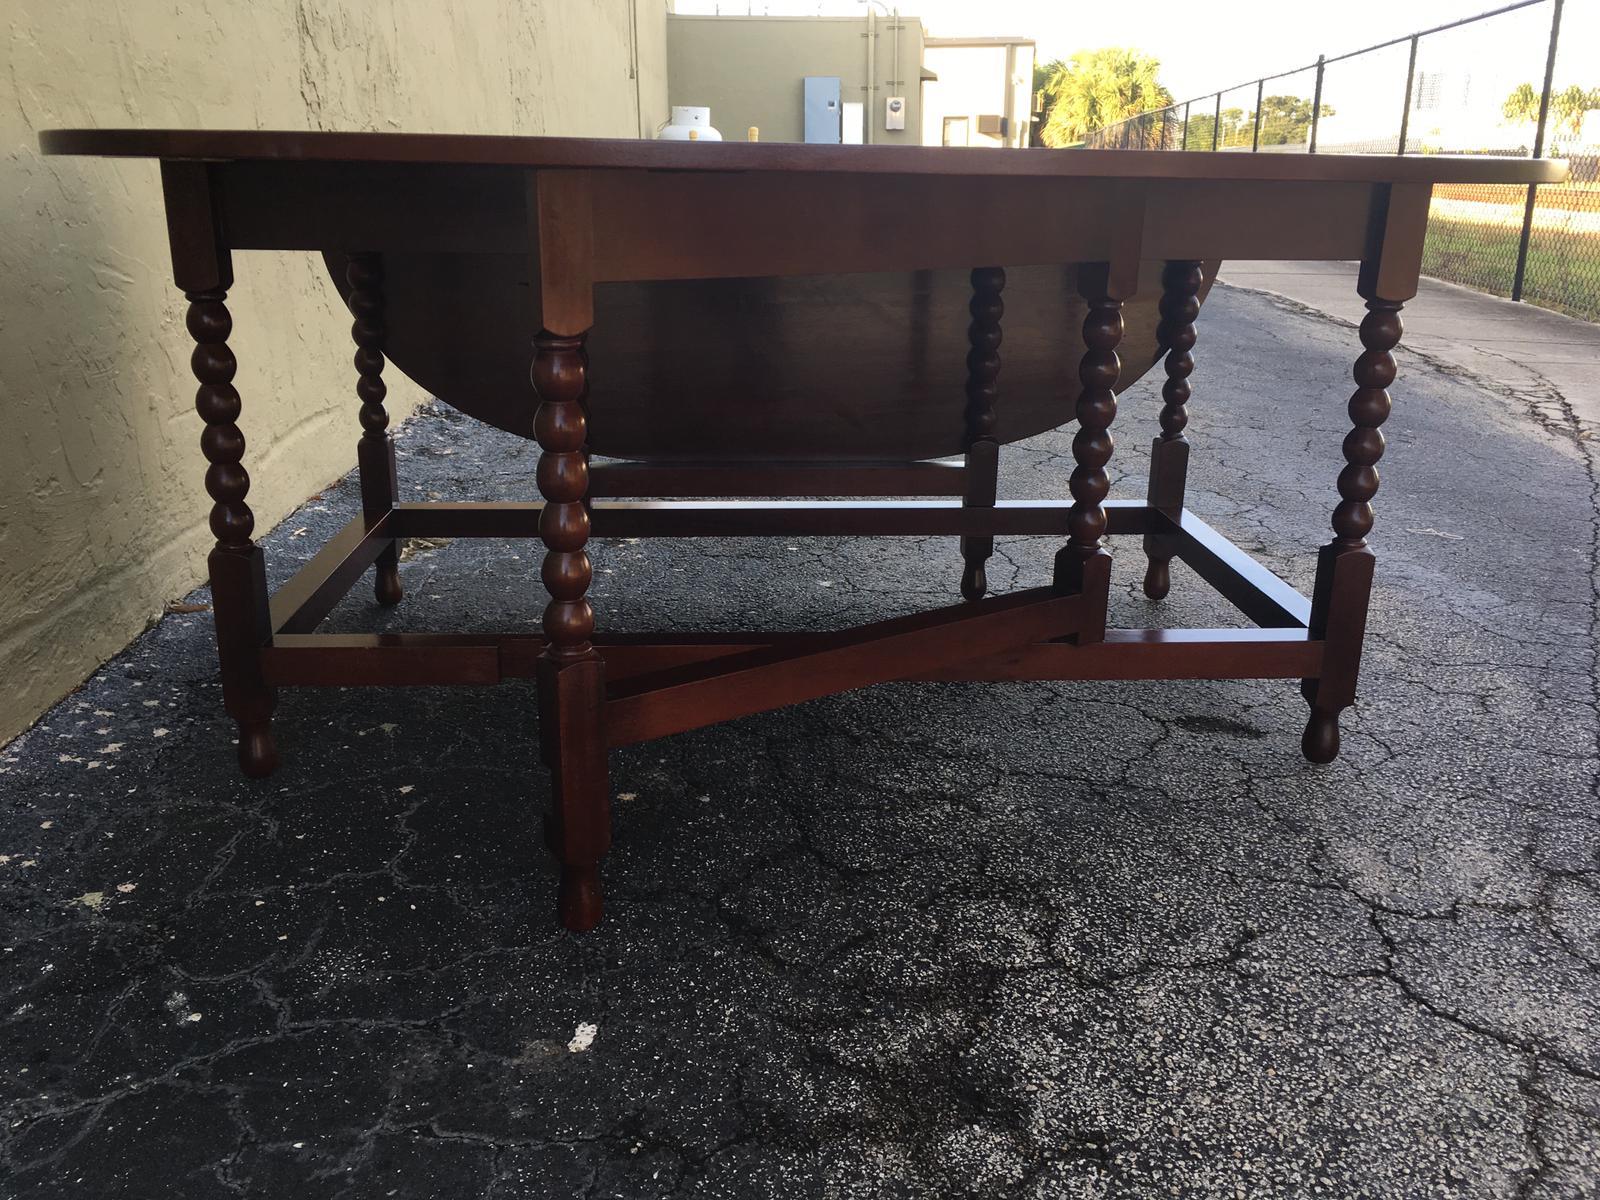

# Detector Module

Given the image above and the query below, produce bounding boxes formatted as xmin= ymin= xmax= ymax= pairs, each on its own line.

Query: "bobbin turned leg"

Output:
xmin=1298 ymin=183 xmax=1428 ymax=763
xmin=1300 ymin=298 xmax=1401 ymax=763
xmin=346 ymin=254 xmax=402 ymax=606
xmin=1142 ymin=261 xmax=1203 ymax=600
xmin=1054 ymin=263 xmax=1124 ymax=643
xmin=960 ymin=267 xmax=1004 ymax=601
xmin=163 ymin=163 xmax=278 ymax=777
xmin=187 ymin=287 xmax=278 ymax=778
xmin=533 ymin=329 xmax=611 ymax=932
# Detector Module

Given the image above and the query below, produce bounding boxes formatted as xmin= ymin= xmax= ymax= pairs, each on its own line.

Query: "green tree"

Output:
xmin=1551 ymin=85 xmax=1600 ymax=141
xmin=1502 ymin=82 xmax=1540 ymax=125
xmin=1502 ymin=81 xmax=1600 ymax=146
xmin=1184 ymin=107 xmax=1248 ymax=149
xmin=1038 ymin=48 xmax=1173 ymax=148
xmin=1255 ymin=94 xmax=1334 ymax=146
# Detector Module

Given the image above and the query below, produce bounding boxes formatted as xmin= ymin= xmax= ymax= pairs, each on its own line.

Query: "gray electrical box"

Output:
xmin=803 ymin=76 xmax=842 ymax=144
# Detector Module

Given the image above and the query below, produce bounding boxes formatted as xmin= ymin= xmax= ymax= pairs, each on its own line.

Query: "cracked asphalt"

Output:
xmin=2 ymin=283 xmax=1597 ymax=1198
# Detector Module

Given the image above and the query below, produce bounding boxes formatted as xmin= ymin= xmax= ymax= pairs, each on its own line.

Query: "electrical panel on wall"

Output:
xmin=804 ymin=76 xmax=844 ymax=144
xmin=884 ymin=96 xmax=906 ymax=131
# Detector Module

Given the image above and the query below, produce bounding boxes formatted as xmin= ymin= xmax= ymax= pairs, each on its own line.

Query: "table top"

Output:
xmin=38 ymin=129 xmax=1568 ymax=186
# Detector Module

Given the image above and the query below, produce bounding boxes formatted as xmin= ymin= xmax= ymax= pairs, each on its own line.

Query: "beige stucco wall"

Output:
xmin=668 ymin=14 xmax=925 ymax=145
xmin=0 ymin=1 xmax=669 ymax=746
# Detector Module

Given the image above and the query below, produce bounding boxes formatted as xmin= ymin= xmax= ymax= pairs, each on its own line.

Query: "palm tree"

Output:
xmin=1551 ymin=85 xmax=1600 ymax=142
xmin=1503 ymin=81 xmax=1600 ymax=148
xmin=1502 ymin=82 xmax=1540 ymax=126
xmin=1039 ymin=48 xmax=1173 ymax=148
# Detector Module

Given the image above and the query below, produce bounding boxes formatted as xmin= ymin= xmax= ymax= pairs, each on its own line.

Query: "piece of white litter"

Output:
xmin=73 ymin=892 xmax=107 ymax=912
xmin=116 ymin=883 xmax=136 ymax=894
xmin=254 ymin=900 xmax=266 ymax=906
xmin=94 ymin=710 xmax=114 ymax=717
xmin=567 ymin=1023 xmax=598 ymax=1053
xmin=818 ymin=580 xmax=833 ymax=588
xmin=186 ymin=1012 xmax=203 ymax=1022
xmin=142 ymin=700 xmax=161 ymax=707
xmin=153 ymin=729 xmax=170 ymax=738
xmin=40 ymin=821 xmax=53 ymax=829
xmin=617 ymin=792 xmax=637 ymax=803
xmin=293 ymin=1142 xmax=304 ymax=1149
xmin=398 ymin=785 xmax=415 ymax=796
xmin=98 ymin=744 xmax=124 ymax=754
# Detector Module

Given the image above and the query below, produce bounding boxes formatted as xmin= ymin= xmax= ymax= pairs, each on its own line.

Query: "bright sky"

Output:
xmin=670 ymin=1 xmax=1592 ymax=103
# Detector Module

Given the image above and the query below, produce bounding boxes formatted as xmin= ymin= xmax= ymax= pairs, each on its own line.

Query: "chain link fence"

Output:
xmin=1084 ymin=0 xmax=1600 ymax=323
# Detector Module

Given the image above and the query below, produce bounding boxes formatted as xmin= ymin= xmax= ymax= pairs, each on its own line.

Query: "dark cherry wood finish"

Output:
xmin=1053 ymin=263 xmax=1124 ymax=643
xmin=319 ymin=256 xmax=1190 ymax=460
xmin=162 ymin=162 xmax=279 ymax=779
xmin=39 ymin=127 xmax=1567 ymax=184
xmin=45 ymin=131 xmax=1560 ymax=931
xmin=960 ymin=267 xmax=1005 ymax=600
xmin=1142 ymin=261 xmax=1204 ymax=600
xmin=1298 ymin=182 xmax=1429 ymax=762
xmin=531 ymin=329 xmax=610 ymax=932
xmin=1300 ymin=297 xmax=1402 ymax=762
xmin=346 ymin=254 xmax=404 ymax=606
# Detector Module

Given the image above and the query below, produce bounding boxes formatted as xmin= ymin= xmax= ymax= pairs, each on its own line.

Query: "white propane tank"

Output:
xmin=657 ymin=106 xmax=723 ymax=141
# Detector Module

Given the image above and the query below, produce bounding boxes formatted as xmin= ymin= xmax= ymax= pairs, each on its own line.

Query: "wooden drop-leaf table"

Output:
xmin=39 ymin=130 xmax=1563 ymax=930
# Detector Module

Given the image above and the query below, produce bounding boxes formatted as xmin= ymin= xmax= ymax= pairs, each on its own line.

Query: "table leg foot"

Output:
xmin=1142 ymin=557 xmax=1171 ymax=601
xmin=960 ymin=559 xmax=988 ymax=603
xmin=237 ymin=719 xmax=279 ymax=778
xmin=374 ymin=547 xmax=403 ymax=606
xmin=557 ymin=861 xmax=604 ymax=933
xmin=1302 ymin=708 xmax=1341 ymax=764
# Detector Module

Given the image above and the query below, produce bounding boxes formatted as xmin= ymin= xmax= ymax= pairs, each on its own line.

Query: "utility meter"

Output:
xmin=884 ymin=96 xmax=906 ymax=131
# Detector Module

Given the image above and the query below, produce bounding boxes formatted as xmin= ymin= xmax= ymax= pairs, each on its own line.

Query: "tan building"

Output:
xmin=667 ymin=12 xmax=928 ymax=145
xmin=921 ymin=36 xmax=1036 ymax=149
xmin=0 ymin=1 xmax=670 ymax=745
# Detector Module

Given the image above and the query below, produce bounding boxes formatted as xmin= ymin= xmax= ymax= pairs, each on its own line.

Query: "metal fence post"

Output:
xmin=1251 ymin=78 xmax=1264 ymax=151
xmin=1309 ymin=55 xmax=1326 ymax=152
xmin=1211 ymin=91 xmax=1221 ymax=151
xmin=1182 ymin=101 xmax=1190 ymax=150
xmin=1397 ymin=34 xmax=1419 ymax=155
xmin=1511 ymin=0 xmax=1564 ymax=303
